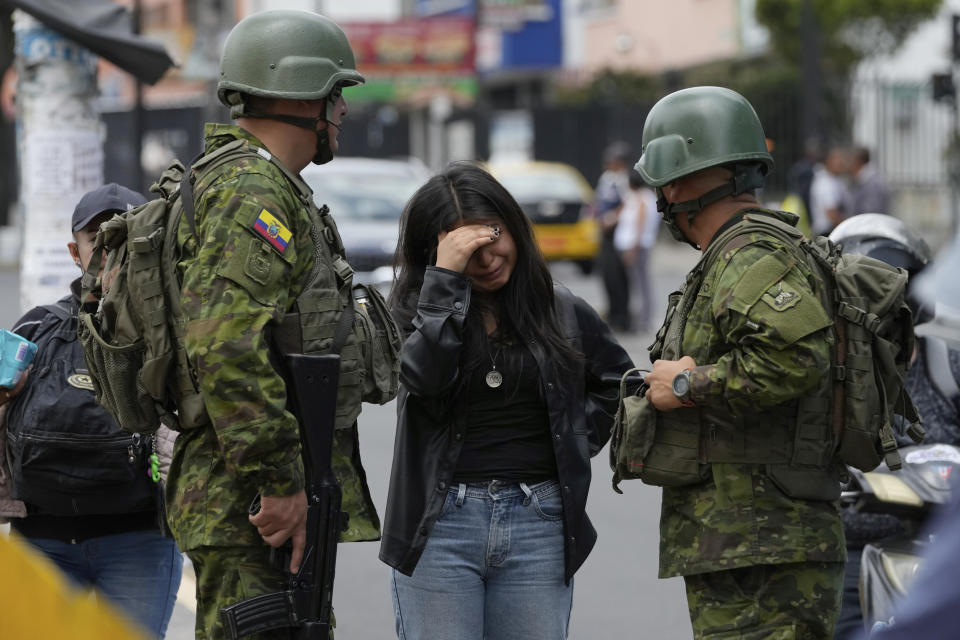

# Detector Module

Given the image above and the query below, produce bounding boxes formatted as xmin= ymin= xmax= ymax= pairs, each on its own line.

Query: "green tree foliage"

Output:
xmin=755 ymin=0 xmax=943 ymax=74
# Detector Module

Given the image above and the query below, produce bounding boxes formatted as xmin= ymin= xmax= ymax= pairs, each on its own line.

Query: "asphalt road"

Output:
xmin=0 ymin=242 xmax=702 ymax=639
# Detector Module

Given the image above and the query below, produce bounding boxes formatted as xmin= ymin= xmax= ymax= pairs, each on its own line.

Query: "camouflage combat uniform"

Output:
xmin=166 ymin=124 xmax=380 ymax=639
xmin=657 ymin=208 xmax=846 ymax=639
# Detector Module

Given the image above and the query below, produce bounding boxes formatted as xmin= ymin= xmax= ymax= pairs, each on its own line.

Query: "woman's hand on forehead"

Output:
xmin=435 ymin=224 xmax=499 ymax=273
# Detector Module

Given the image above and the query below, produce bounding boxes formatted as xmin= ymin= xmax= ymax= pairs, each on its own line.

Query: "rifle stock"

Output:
xmin=220 ymin=353 xmax=343 ymax=640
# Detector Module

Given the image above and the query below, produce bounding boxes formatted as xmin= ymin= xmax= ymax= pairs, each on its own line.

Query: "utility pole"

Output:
xmin=13 ymin=10 xmax=102 ymax=311
xmin=132 ymin=0 xmax=144 ymax=193
xmin=800 ymin=0 xmax=822 ymax=149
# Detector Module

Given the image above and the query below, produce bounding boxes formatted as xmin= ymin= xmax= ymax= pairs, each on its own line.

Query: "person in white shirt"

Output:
xmin=809 ymin=147 xmax=850 ymax=236
xmin=614 ymin=170 xmax=659 ymax=331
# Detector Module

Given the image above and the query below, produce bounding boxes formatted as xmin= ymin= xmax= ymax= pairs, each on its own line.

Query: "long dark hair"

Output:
xmin=390 ymin=161 xmax=581 ymax=386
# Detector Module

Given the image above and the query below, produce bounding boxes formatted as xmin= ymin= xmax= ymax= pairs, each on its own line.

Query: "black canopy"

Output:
xmin=4 ymin=0 xmax=175 ymax=84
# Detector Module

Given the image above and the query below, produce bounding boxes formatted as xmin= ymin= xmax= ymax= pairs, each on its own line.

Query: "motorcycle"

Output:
xmin=840 ymin=443 xmax=960 ymax=630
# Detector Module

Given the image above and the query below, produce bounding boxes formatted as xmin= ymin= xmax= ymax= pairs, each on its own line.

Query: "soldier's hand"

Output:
xmin=644 ymin=356 xmax=697 ymax=411
xmin=435 ymin=224 xmax=498 ymax=273
xmin=250 ymin=490 xmax=308 ymax=573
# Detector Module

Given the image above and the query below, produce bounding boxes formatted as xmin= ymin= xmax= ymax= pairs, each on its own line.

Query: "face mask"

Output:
xmin=311 ymin=86 xmax=344 ymax=166
xmin=312 ymin=129 xmax=333 ymax=165
xmin=656 ymin=188 xmax=698 ymax=249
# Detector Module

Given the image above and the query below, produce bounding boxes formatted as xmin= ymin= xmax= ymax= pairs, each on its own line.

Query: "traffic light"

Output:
xmin=933 ymin=73 xmax=955 ymax=102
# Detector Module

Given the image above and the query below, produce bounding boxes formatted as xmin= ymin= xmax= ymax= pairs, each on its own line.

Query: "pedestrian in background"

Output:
xmin=0 ymin=183 xmax=182 ymax=639
xmin=636 ymin=87 xmax=846 ymax=639
xmin=165 ymin=11 xmax=391 ymax=639
xmin=809 ymin=145 xmax=851 ymax=236
xmin=381 ymin=161 xmax=633 ymax=640
xmin=846 ymin=146 xmax=890 ymax=216
xmin=613 ymin=169 xmax=659 ymax=332
xmin=594 ymin=141 xmax=634 ymax=332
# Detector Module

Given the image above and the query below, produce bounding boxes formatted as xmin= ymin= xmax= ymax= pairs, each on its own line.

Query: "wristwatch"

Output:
xmin=672 ymin=369 xmax=695 ymax=406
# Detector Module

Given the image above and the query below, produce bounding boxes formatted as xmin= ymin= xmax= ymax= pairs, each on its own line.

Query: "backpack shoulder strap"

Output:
xmin=697 ymin=212 xmax=801 ymax=290
xmin=181 ymin=139 xmax=294 ymax=238
xmin=40 ymin=300 xmax=72 ymax=323
xmin=924 ymin=336 xmax=960 ymax=404
xmin=180 ymin=168 xmax=198 ymax=239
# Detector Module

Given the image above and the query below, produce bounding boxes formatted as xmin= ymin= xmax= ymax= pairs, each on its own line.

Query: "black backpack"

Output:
xmin=5 ymin=296 xmax=157 ymax=516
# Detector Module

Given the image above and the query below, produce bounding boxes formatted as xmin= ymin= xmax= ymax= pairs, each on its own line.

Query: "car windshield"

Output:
xmin=495 ymin=171 xmax=585 ymax=202
xmin=305 ymin=172 xmax=423 ymax=221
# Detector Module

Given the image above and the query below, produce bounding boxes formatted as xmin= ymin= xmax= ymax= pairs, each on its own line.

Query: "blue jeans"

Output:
xmin=391 ymin=479 xmax=573 ymax=640
xmin=24 ymin=529 xmax=183 ymax=638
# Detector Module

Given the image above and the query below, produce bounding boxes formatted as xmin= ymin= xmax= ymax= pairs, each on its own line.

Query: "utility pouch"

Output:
xmin=610 ymin=367 xmax=710 ymax=491
xmin=765 ymin=464 xmax=842 ymax=501
xmin=352 ymin=284 xmax=402 ymax=405
xmin=640 ymin=408 xmax=710 ymax=488
xmin=610 ymin=368 xmax=655 ymax=492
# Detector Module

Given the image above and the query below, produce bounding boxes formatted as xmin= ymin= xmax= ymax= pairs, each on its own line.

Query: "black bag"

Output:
xmin=5 ymin=297 xmax=156 ymax=516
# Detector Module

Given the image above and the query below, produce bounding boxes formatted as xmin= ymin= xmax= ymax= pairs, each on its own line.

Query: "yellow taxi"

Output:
xmin=487 ymin=161 xmax=599 ymax=273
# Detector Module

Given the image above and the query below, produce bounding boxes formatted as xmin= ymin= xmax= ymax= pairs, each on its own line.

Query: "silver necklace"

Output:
xmin=485 ymin=346 xmax=503 ymax=388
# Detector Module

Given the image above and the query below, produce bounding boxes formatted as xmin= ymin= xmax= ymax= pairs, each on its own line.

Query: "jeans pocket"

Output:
xmin=530 ymin=485 xmax=564 ymax=522
xmin=436 ymin=488 xmax=457 ymax=522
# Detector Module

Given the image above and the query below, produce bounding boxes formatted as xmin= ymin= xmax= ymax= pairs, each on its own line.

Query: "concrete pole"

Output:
xmin=13 ymin=10 xmax=103 ymax=312
xmin=800 ymin=0 xmax=822 ymax=147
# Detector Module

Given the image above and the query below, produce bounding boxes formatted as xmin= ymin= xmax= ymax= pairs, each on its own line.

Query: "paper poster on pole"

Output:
xmin=14 ymin=11 xmax=103 ymax=312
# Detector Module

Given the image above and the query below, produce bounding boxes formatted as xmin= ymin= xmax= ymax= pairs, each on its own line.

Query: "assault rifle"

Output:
xmin=220 ymin=353 xmax=344 ymax=640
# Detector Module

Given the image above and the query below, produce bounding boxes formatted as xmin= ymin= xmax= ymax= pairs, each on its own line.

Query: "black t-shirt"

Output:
xmin=452 ymin=342 xmax=558 ymax=483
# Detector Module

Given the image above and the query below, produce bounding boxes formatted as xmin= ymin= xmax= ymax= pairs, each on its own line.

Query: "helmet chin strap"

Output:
xmin=232 ymin=97 xmax=341 ymax=165
xmin=656 ymin=164 xmax=766 ymax=250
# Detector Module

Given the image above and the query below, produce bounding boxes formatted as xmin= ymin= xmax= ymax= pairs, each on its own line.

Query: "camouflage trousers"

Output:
xmin=189 ymin=545 xmax=336 ymax=640
xmin=683 ymin=561 xmax=844 ymax=640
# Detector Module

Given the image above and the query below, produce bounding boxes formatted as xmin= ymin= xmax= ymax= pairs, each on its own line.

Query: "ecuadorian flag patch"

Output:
xmin=253 ymin=209 xmax=291 ymax=254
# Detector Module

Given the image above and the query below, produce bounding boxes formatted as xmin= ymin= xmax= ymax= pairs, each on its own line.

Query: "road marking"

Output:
xmin=177 ymin=557 xmax=196 ymax=613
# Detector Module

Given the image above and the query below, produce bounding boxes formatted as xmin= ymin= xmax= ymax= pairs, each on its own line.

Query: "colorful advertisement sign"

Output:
xmin=342 ymin=18 xmax=476 ymax=76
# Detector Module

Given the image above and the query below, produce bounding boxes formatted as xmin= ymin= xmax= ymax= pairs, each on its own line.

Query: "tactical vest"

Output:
xmin=180 ymin=142 xmax=399 ymax=541
xmin=641 ymin=213 xmax=841 ymax=501
xmin=204 ymin=146 xmax=402 ymax=427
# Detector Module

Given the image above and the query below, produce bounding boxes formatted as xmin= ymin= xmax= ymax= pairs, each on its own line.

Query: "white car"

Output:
xmin=301 ymin=157 xmax=431 ymax=288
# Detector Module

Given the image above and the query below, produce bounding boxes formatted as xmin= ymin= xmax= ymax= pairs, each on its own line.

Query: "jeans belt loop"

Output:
xmin=519 ymin=481 xmax=533 ymax=507
xmin=455 ymin=482 xmax=467 ymax=507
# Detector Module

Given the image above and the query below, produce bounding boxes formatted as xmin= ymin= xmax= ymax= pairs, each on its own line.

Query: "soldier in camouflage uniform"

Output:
xmin=165 ymin=11 xmax=386 ymax=639
xmin=636 ymin=87 xmax=846 ymax=639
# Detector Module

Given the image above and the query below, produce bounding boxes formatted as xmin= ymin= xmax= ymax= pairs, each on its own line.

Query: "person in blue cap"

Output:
xmin=0 ymin=183 xmax=183 ymax=638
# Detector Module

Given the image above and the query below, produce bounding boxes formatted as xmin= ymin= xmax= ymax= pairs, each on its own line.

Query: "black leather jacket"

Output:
xmin=379 ymin=267 xmax=634 ymax=582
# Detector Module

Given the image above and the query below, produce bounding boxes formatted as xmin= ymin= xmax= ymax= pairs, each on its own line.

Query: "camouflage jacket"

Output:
xmin=166 ymin=124 xmax=379 ymax=551
xmin=658 ymin=208 xmax=846 ymax=578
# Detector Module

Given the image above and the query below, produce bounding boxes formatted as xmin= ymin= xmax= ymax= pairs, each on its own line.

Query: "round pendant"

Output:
xmin=485 ymin=370 xmax=503 ymax=388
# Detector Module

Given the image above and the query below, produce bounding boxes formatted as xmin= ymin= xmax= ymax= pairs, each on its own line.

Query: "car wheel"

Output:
xmin=576 ymin=259 xmax=594 ymax=275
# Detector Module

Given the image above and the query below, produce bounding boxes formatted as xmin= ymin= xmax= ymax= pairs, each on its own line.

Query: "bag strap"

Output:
xmin=619 ymin=366 xmax=648 ymax=400
xmin=40 ymin=301 xmax=71 ymax=323
xmin=180 ymin=169 xmax=198 ymax=239
xmin=329 ymin=298 xmax=355 ymax=356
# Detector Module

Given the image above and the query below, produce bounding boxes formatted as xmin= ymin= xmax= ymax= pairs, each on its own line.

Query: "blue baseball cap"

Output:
xmin=71 ymin=183 xmax=148 ymax=232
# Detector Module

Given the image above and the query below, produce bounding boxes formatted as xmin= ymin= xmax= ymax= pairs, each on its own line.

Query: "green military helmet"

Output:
xmin=217 ymin=10 xmax=365 ymax=108
xmin=635 ymin=86 xmax=772 ymax=187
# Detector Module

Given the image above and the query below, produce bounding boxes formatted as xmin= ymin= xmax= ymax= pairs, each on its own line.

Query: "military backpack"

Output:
xmin=77 ymin=157 xmax=209 ymax=434
xmin=78 ymin=143 xmax=402 ymax=435
xmin=610 ymin=212 xmax=924 ymax=492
